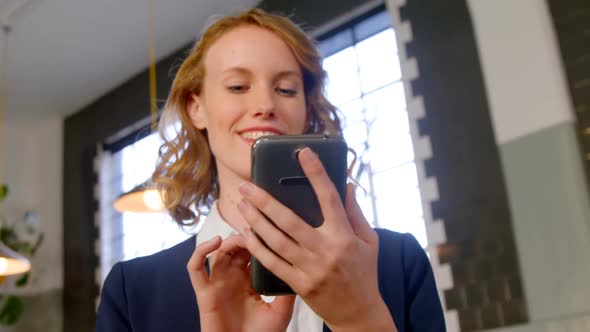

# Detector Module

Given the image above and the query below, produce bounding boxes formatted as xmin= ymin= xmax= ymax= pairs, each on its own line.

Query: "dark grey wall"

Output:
xmin=547 ymin=0 xmax=590 ymax=192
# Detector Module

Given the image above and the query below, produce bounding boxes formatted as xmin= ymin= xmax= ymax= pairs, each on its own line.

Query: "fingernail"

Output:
xmin=239 ymin=182 xmax=254 ymax=197
xmin=299 ymin=147 xmax=318 ymax=163
xmin=205 ymin=235 xmax=221 ymax=244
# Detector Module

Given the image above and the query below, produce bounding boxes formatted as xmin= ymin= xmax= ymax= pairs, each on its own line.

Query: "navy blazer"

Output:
xmin=96 ymin=229 xmax=446 ymax=331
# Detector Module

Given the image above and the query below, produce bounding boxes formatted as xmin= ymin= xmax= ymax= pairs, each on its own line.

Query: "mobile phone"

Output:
xmin=250 ymin=134 xmax=348 ymax=295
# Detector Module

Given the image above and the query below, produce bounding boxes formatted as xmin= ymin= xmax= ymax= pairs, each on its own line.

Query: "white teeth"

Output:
xmin=240 ymin=131 xmax=279 ymax=140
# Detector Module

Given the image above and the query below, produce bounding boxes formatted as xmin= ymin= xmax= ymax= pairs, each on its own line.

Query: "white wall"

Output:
xmin=467 ymin=0 xmax=575 ymax=144
xmin=1 ymin=115 xmax=63 ymax=294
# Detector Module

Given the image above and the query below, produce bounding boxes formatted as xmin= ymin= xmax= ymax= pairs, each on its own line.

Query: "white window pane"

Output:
xmin=344 ymin=123 xmax=367 ymax=159
xmin=356 ymin=29 xmax=401 ymax=93
xmin=339 ymin=99 xmax=368 ymax=170
xmin=324 ymin=47 xmax=362 ymax=105
xmin=361 ymin=83 xmax=413 ymax=171
xmin=343 ymin=124 xmax=366 ymax=147
xmin=339 ymin=98 xmax=365 ymax=127
xmin=374 ymin=184 xmax=423 ymax=221
xmin=112 ymin=127 xmax=193 ymax=262
xmin=320 ymin=15 xmax=427 ymax=248
xmin=363 ymin=82 xmax=408 ymax=129
xmin=376 ymin=162 xmax=419 ymax=187
xmin=368 ymin=133 xmax=414 ymax=172
xmin=354 ymin=171 xmax=374 ymax=227
xmin=373 ymin=168 xmax=422 ymax=218
xmin=121 ymin=132 xmax=160 ymax=191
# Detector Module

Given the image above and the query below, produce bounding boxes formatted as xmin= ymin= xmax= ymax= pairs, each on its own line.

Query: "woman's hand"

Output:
xmin=237 ymin=147 xmax=397 ymax=332
xmin=187 ymin=235 xmax=295 ymax=332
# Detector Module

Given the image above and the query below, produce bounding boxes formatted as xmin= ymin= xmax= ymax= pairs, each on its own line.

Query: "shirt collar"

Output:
xmin=196 ymin=201 xmax=237 ymax=246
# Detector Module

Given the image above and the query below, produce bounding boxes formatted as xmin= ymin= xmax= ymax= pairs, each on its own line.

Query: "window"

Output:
xmin=319 ymin=10 xmax=427 ymax=247
xmin=97 ymin=130 xmax=193 ymax=284
xmin=118 ymin=133 xmax=193 ymax=259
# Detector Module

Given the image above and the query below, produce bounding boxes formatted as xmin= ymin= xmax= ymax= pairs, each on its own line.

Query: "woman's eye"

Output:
xmin=277 ymin=87 xmax=297 ymax=96
xmin=228 ymin=85 xmax=248 ymax=93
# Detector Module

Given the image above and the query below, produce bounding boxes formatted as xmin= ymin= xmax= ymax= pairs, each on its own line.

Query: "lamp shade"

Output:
xmin=0 ymin=241 xmax=31 ymax=276
xmin=113 ymin=181 xmax=165 ymax=213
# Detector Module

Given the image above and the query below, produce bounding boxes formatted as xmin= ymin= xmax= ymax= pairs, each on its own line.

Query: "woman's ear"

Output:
xmin=187 ymin=94 xmax=207 ymax=130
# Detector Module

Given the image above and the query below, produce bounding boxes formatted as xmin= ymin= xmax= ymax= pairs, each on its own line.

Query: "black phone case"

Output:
xmin=250 ymin=135 xmax=348 ymax=295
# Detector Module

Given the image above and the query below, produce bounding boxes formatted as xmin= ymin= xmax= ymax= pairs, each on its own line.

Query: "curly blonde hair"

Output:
xmin=152 ymin=8 xmax=342 ymax=226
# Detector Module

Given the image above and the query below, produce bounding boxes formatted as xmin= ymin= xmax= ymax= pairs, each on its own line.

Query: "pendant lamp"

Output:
xmin=0 ymin=242 xmax=31 ymax=276
xmin=0 ymin=22 xmax=31 ymax=276
xmin=113 ymin=181 xmax=165 ymax=213
xmin=112 ymin=0 xmax=164 ymax=214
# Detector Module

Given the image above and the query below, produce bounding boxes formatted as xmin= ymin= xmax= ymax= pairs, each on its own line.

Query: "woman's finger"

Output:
xmin=297 ymin=147 xmax=350 ymax=233
xmin=344 ymin=183 xmax=377 ymax=242
xmin=238 ymin=182 xmax=321 ymax=251
xmin=213 ymin=235 xmax=251 ymax=270
xmin=241 ymin=227 xmax=302 ymax=287
xmin=237 ymin=198 xmax=309 ymax=266
xmin=187 ymin=236 xmax=222 ymax=290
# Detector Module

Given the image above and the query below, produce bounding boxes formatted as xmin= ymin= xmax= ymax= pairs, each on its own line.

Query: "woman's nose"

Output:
xmin=252 ymin=87 xmax=276 ymax=118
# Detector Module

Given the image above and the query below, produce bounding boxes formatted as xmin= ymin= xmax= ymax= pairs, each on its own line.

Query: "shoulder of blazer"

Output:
xmin=118 ymin=235 xmax=197 ymax=280
xmin=374 ymin=228 xmax=427 ymax=270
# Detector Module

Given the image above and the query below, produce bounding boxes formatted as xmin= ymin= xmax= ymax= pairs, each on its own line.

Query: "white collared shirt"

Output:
xmin=195 ymin=202 xmax=323 ymax=332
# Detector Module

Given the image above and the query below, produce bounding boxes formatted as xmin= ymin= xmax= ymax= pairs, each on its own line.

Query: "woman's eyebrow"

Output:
xmin=220 ymin=67 xmax=301 ymax=80
xmin=221 ymin=67 xmax=251 ymax=76
xmin=275 ymin=70 xmax=301 ymax=80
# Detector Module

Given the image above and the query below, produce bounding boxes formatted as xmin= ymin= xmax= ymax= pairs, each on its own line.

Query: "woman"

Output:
xmin=96 ymin=8 xmax=445 ymax=332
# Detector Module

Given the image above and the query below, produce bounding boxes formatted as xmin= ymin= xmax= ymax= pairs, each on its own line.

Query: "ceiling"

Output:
xmin=0 ymin=0 xmax=259 ymax=122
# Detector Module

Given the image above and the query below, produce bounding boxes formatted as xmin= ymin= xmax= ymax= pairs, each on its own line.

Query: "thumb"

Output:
xmin=344 ymin=183 xmax=374 ymax=241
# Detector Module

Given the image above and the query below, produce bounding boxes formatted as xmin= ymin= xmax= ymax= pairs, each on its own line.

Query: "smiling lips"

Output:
xmin=238 ymin=128 xmax=283 ymax=143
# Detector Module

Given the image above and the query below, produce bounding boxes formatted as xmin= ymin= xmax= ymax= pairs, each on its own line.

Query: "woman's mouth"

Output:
xmin=239 ymin=130 xmax=280 ymax=141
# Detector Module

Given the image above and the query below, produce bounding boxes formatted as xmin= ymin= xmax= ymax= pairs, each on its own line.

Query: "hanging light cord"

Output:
xmin=148 ymin=0 xmax=157 ymax=132
xmin=0 ymin=24 xmax=9 ymax=190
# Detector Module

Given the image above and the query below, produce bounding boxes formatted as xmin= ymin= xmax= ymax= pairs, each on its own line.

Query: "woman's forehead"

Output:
xmin=203 ymin=25 xmax=302 ymax=77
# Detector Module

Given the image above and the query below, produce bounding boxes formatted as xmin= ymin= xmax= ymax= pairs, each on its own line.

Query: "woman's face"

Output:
xmin=187 ymin=25 xmax=307 ymax=181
